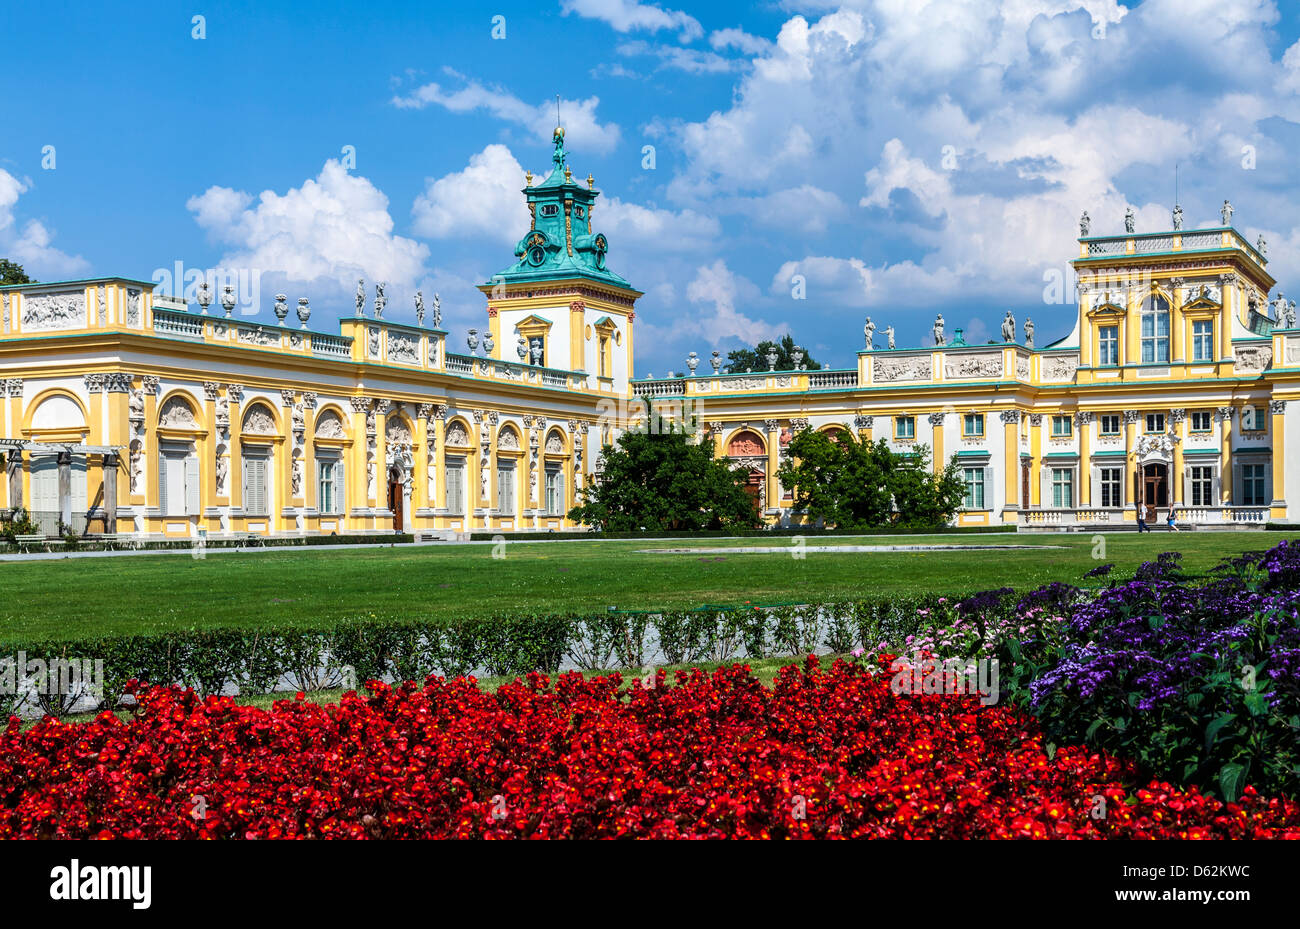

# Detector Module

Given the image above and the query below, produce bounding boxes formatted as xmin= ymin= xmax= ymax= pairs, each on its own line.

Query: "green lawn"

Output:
xmin=0 ymin=531 xmax=1289 ymax=644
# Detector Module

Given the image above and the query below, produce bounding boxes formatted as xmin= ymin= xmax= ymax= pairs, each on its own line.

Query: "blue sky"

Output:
xmin=5 ymin=0 xmax=1300 ymax=373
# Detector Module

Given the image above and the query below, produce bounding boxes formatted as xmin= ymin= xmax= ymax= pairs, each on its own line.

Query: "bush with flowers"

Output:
xmin=1 ymin=656 xmax=1297 ymax=839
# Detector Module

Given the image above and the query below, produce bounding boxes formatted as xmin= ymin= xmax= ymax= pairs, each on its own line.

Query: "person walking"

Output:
xmin=1166 ymin=508 xmax=1180 ymax=532
xmin=1136 ymin=501 xmax=1150 ymax=533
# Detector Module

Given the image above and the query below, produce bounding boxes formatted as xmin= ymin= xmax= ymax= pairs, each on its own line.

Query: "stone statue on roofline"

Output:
xmin=1172 ymin=204 xmax=1183 ymax=230
xmin=1079 ymin=211 xmax=1090 ymax=237
xmin=355 ymin=279 xmax=365 ymax=317
xmin=433 ymin=293 xmax=442 ymax=328
xmin=1221 ymin=199 xmax=1234 ymax=226
xmin=1124 ymin=206 xmax=1135 ymax=234
xmin=1024 ymin=317 xmax=1035 ymax=348
xmin=886 ymin=324 xmax=895 ymax=350
xmin=863 ymin=316 xmax=875 ymax=350
xmin=932 ymin=314 xmax=946 ymax=346
xmin=1001 ymin=310 xmax=1016 ymax=343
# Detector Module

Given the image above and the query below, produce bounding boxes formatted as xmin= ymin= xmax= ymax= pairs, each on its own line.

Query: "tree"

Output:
xmin=777 ymin=429 xmax=966 ymax=529
xmin=725 ymin=334 xmax=821 ymax=374
xmin=568 ymin=429 xmax=761 ymax=531
xmin=0 ymin=259 xmax=33 ymax=285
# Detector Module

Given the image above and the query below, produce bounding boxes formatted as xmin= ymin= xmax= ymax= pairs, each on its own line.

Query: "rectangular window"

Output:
xmin=895 ymin=416 xmax=915 ymax=439
xmin=1051 ymin=468 xmax=1074 ymax=508
xmin=445 ymin=459 xmax=465 ymax=514
xmin=1242 ymin=464 xmax=1268 ymax=506
xmin=1051 ymin=415 xmax=1072 ymax=437
xmin=545 ymin=467 xmax=564 ymax=515
xmin=1192 ymin=320 xmax=1214 ymax=362
xmin=1098 ymin=326 xmax=1119 ymax=366
xmin=1191 ymin=411 xmax=1212 ymax=433
xmin=962 ymin=467 xmax=985 ymax=509
xmin=963 ymin=413 xmax=984 ymax=437
xmin=1099 ymin=467 xmax=1122 ymax=508
xmin=1191 ymin=466 xmax=1214 ymax=506
xmin=496 ymin=464 xmax=515 ymax=515
xmin=160 ymin=448 xmax=199 ymax=517
xmin=242 ymin=453 xmax=269 ymax=517
xmin=317 ymin=458 xmax=342 ymax=515
xmin=1145 ymin=413 xmax=1165 ymax=434
xmin=1099 ymin=414 xmax=1121 ymax=435
xmin=1141 ymin=310 xmax=1170 ymax=363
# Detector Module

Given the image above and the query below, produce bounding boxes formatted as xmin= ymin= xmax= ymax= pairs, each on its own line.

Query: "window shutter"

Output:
xmin=158 ymin=454 xmax=168 ymax=516
xmin=185 ymin=456 xmax=201 ymax=515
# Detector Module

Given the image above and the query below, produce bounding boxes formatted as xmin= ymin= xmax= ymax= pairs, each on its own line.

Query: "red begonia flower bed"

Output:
xmin=1 ymin=656 xmax=1296 ymax=839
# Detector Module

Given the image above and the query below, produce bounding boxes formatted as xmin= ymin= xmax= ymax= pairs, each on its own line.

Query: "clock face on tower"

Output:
xmin=525 ymin=231 xmax=548 ymax=267
xmin=593 ymin=234 xmax=608 ymax=269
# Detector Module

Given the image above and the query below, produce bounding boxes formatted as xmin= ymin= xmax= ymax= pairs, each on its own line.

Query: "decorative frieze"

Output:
xmin=21 ymin=291 xmax=86 ymax=332
xmin=854 ymin=415 xmax=874 ymax=429
xmin=928 ymin=412 xmax=946 ymax=426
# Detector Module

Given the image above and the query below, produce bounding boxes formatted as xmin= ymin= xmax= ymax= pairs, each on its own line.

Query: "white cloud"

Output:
xmin=615 ymin=40 xmax=743 ymax=74
xmin=560 ymin=0 xmax=703 ymax=42
xmin=685 ymin=259 xmax=783 ymax=344
xmin=0 ymin=169 xmax=89 ymax=279
xmin=391 ymin=75 xmax=621 ymax=154
xmin=710 ymin=27 xmax=773 ymax=56
xmin=186 ymin=159 xmax=429 ymax=298
xmin=412 ymin=145 xmax=534 ymax=245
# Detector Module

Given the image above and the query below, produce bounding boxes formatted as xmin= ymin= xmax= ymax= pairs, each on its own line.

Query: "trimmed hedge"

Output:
xmin=0 ymin=595 xmax=1004 ymax=717
xmin=0 ymin=533 xmax=413 ymax=555
xmin=469 ymin=525 xmax=1018 ymax=541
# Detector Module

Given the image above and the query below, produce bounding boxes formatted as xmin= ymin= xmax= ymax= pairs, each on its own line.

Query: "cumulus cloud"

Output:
xmin=0 ymin=169 xmax=89 ymax=279
xmin=560 ymin=0 xmax=703 ymax=42
xmin=684 ymin=259 xmax=783 ymax=344
xmin=412 ymin=145 xmax=534 ymax=246
xmin=186 ymin=159 xmax=429 ymax=300
xmin=391 ymin=74 xmax=621 ymax=154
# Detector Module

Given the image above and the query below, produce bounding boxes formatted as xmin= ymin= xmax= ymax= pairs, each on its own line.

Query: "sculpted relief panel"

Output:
xmin=1235 ymin=344 xmax=1273 ymax=373
xmin=1041 ymin=354 xmax=1079 ymax=383
xmin=943 ymin=352 xmax=1002 ymax=380
xmin=21 ymin=291 xmax=87 ymax=332
xmin=873 ymin=354 xmax=931 ymax=383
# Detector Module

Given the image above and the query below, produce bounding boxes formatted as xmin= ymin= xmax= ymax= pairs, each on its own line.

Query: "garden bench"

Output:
xmin=238 ymin=533 xmax=267 ymax=550
xmin=14 ymin=533 xmax=50 ymax=553
xmin=98 ymin=534 xmax=140 ymax=551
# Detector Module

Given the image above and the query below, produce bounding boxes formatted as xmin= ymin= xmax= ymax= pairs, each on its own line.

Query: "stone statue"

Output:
xmin=517 ymin=335 xmax=528 ymax=361
xmin=1124 ymin=206 xmax=1135 ymax=234
xmin=291 ymin=458 xmax=303 ymax=496
xmin=433 ymin=293 xmax=442 ymax=328
xmin=863 ymin=317 xmax=876 ymax=351
xmin=1172 ymin=204 xmax=1183 ymax=231
xmin=128 ymin=386 xmax=145 ymax=419
xmin=886 ymin=325 xmax=895 ymax=350
xmin=530 ymin=340 xmax=543 ymax=365
xmin=932 ymin=314 xmax=946 ymax=346
xmin=414 ymin=291 xmax=425 ymax=327
xmin=1001 ymin=310 xmax=1016 ymax=343
xmin=1079 ymin=211 xmax=1090 ymax=237
xmin=215 ymin=454 xmax=228 ymax=496
xmin=292 ymin=402 xmax=305 ymax=432
xmin=215 ymin=397 xmax=229 ymax=427
xmin=374 ymin=282 xmax=387 ymax=319
xmin=1221 ymin=199 xmax=1234 ymax=226
xmin=1257 ymin=234 xmax=1268 ymax=258
xmin=1288 ymin=301 xmax=1298 ymax=328
xmin=355 ymin=279 xmax=365 ymax=317
xmin=129 ymin=444 xmax=143 ymax=493
xmin=1024 ymin=317 xmax=1035 ymax=348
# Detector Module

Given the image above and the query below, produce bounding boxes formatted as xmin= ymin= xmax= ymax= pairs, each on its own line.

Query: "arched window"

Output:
xmin=1140 ymin=295 xmax=1170 ymax=364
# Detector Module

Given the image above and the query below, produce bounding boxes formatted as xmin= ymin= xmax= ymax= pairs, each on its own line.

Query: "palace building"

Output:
xmin=1 ymin=130 xmax=1296 ymax=539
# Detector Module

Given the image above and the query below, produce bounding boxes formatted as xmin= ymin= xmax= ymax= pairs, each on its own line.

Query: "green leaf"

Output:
xmin=1204 ymin=712 xmax=1237 ymax=752
xmin=1218 ymin=762 xmax=1248 ymax=803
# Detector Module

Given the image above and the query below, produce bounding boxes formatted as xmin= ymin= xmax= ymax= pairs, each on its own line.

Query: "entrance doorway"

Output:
xmin=1140 ymin=462 xmax=1169 ymax=509
xmin=743 ymin=469 xmax=764 ymax=517
xmin=387 ymin=467 xmax=404 ymax=532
